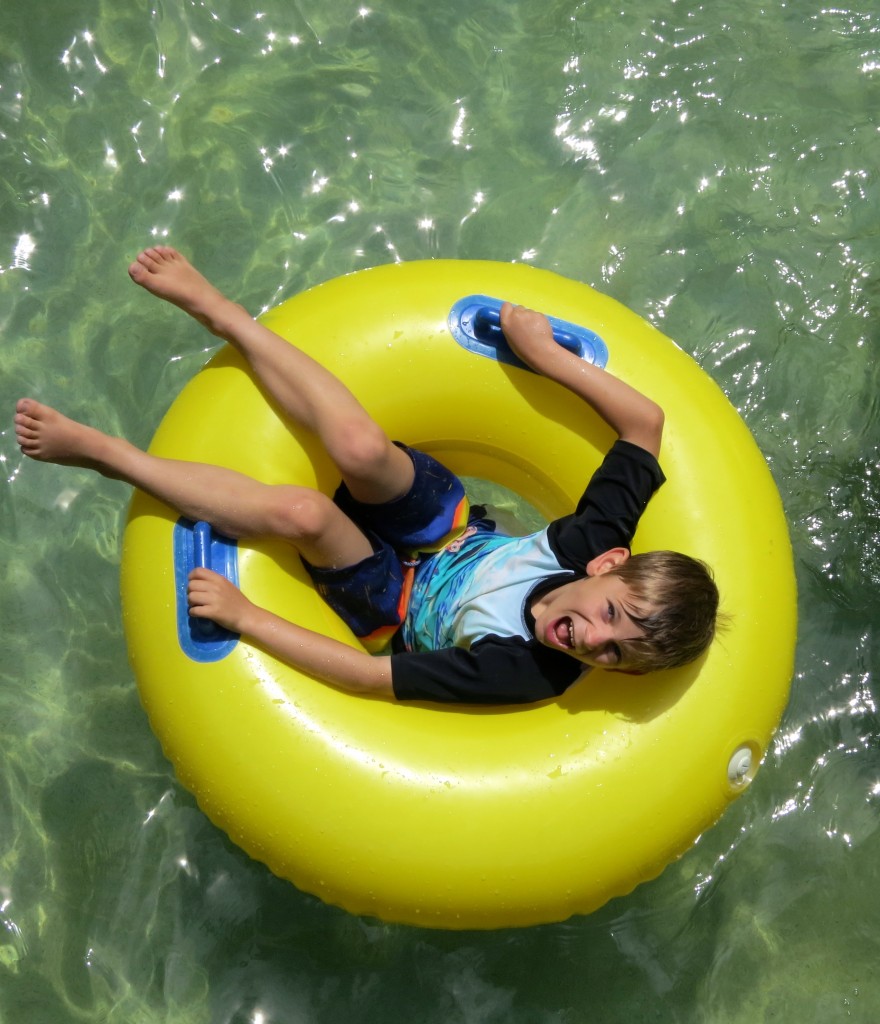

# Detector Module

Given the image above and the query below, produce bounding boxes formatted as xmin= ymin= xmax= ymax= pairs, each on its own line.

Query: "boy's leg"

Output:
xmin=13 ymin=399 xmax=373 ymax=570
xmin=127 ymin=247 xmax=414 ymax=506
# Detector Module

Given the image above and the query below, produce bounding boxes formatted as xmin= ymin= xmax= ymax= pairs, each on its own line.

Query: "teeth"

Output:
xmin=567 ymin=619 xmax=574 ymax=648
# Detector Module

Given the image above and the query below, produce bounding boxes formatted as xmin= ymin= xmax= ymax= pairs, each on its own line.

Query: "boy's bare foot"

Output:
xmin=14 ymin=398 xmax=116 ymax=470
xmin=127 ymin=245 xmax=249 ymax=338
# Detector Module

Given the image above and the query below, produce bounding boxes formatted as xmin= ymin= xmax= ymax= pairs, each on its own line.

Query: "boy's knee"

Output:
xmin=267 ymin=488 xmax=336 ymax=543
xmin=333 ymin=419 xmax=393 ymax=477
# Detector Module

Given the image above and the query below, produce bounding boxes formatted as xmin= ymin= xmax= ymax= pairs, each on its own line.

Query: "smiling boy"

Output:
xmin=14 ymin=246 xmax=719 ymax=704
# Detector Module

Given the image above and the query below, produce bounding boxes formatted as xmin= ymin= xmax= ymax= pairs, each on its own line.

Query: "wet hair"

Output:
xmin=606 ymin=551 xmax=720 ymax=672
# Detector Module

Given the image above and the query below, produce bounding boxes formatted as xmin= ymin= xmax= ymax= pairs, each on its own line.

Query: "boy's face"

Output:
xmin=530 ymin=548 xmax=648 ymax=671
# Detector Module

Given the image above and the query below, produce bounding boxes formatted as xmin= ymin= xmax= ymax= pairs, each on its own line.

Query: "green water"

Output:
xmin=1 ymin=0 xmax=878 ymax=1020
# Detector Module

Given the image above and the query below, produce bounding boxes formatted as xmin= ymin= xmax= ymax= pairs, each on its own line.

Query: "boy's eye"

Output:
xmin=607 ymin=601 xmax=615 ymax=621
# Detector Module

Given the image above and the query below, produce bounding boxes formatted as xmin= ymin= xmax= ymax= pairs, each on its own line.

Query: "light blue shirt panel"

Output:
xmin=403 ymin=527 xmax=573 ymax=652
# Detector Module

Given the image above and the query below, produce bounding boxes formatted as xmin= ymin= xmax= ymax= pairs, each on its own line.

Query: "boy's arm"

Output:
xmin=187 ymin=568 xmax=394 ymax=696
xmin=499 ymin=302 xmax=664 ymax=458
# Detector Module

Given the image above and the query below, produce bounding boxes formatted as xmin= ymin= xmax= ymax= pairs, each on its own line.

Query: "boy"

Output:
xmin=14 ymin=246 xmax=718 ymax=704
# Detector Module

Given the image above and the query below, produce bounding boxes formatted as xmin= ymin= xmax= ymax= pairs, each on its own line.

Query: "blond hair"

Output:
xmin=608 ymin=551 xmax=720 ymax=672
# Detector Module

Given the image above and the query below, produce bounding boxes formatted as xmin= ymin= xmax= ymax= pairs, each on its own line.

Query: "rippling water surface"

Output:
xmin=2 ymin=1 xmax=878 ymax=1021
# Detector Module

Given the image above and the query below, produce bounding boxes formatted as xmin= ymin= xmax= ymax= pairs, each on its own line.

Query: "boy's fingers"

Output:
xmin=188 ymin=566 xmax=223 ymax=584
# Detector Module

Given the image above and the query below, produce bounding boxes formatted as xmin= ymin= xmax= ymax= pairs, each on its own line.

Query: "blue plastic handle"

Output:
xmin=193 ymin=520 xmax=212 ymax=571
xmin=173 ymin=519 xmax=240 ymax=662
xmin=447 ymin=294 xmax=609 ymax=371
xmin=473 ymin=306 xmax=581 ymax=356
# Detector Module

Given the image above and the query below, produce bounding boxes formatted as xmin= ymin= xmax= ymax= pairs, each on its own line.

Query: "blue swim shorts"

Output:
xmin=303 ymin=444 xmax=469 ymax=651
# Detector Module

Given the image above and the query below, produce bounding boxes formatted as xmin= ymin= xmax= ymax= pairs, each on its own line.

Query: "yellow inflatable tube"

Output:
xmin=121 ymin=260 xmax=796 ymax=929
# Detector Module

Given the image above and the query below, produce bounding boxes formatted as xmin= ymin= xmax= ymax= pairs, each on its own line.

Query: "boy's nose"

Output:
xmin=583 ymin=623 xmax=610 ymax=651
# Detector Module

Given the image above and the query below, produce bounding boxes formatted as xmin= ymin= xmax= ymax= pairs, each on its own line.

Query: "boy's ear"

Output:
xmin=585 ymin=547 xmax=630 ymax=577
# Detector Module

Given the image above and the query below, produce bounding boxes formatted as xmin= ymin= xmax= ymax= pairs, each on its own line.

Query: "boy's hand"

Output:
xmin=187 ymin=567 xmax=254 ymax=633
xmin=499 ymin=301 xmax=557 ymax=373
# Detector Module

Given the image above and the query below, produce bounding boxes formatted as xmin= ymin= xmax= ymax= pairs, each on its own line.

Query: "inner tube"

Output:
xmin=121 ymin=260 xmax=796 ymax=929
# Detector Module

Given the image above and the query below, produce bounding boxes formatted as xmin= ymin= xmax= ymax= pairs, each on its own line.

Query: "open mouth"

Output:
xmin=550 ymin=616 xmax=575 ymax=650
